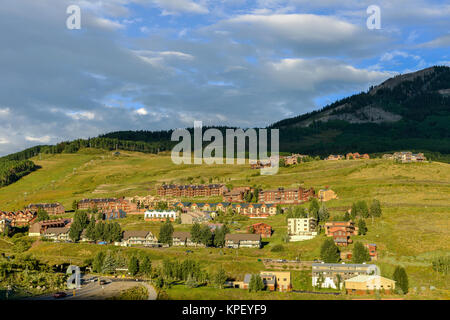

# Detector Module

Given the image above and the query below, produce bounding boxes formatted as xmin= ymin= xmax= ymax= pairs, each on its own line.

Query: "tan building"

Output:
xmin=172 ymin=231 xmax=205 ymax=247
xmin=225 ymin=233 xmax=261 ymax=248
xmin=0 ymin=218 xmax=11 ymax=233
xmin=118 ymin=230 xmax=158 ymax=247
xmin=287 ymin=218 xmax=318 ymax=241
xmin=345 ymin=275 xmax=395 ymax=294
xmin=180 ymin=211 xmax=212 ymax=224
xmin=42 ymin=227 xmax=70 ymax=242
xmin=260 ymin=271 xmax=292 ymax=292
xmin=318 ymin=188 xmax=338 ymax=202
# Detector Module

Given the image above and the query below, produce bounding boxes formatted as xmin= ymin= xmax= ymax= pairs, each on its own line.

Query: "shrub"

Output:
xmin=270 ymin=244 xmax=284 ymax=252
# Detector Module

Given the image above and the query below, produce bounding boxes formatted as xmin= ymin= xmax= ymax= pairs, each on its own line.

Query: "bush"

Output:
xmin=270 ymin=244 xmax=285 ymax=252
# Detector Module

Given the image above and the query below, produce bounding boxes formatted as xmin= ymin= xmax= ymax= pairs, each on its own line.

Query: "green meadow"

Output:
xmin=0 ymin=148 xmax=449 ymax=299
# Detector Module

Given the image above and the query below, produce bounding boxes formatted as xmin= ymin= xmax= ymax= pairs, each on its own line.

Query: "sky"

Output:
xmin=0 ymin=0 xmax=449 ymax=155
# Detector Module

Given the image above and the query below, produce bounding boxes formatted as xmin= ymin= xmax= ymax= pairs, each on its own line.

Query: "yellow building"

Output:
xmin=260 ymin=271 xmax=292 ymax=292
xmin=345 ymin=275 xmax=396 ymax=294
xmin=318 ymin=188 xmax=338 ymax=201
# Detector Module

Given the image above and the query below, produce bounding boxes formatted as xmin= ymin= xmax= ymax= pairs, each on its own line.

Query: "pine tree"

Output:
xmin=191 ymin=223 xmax=202 ymax=244
xmin=318 ymin=203 xmax=330 ymax=221
xmin=101 ymin=251 xmax=117 ymax=274
xmin=350 ymin=203 xmax=358 ymax=219
xmin=309 ymin=198 xmax=320 ymax=220
xmin=72 ymin=200 xmax=78 ymax=211
xmin=249 ymin=274 xmax=264 ymax=292
xmin=128 ymin=256 xmax=139 ymax=276
xmin=200 ymin=225 xmax=213 ymax=247
xmin=159 ymin=219 xmax=174 ymax=245
xmin=95 ymin=222 xmax=105 ymax=241
xmin=85 ymin=219 xmax=96 ymax=241
xmin=69 ymin=221 xmax=83 ymax=242
xmin=393 ymin=266 xmax=409 ymax=294
xmin=358 ymin=219 xmax=368 ymax=235
xmin=358 ymin=201 xmax=369 ymax=218
xmin=213 ymin=267 xmax=228 ymax=289
xmin=370 ymin=199 xmax=382 ymax=218
xmin=36 ymin=208 xmax=50 ymax=222
xmin=92 ymin=251 xmax=105 ymax=273
xmin=140 ymin=256 xmax=152 ymax=276
xmin=352 ymin=242 xmax=371 ymax=263
xmin=320 ymin=238 xmax=340 ymax=263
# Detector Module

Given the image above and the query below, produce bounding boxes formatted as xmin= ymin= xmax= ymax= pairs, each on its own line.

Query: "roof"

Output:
xmin=225 ymin=233 xmax=261 ymax=242
xmin=345 ymin=275 xmax=395 ymax=283
xmin=172 ymin=231 xmax=191 ymax=241
xmin=312 ymin=263 xmax=376 ymax=268
xmin=122 ymin=230 xmax=152 ymax=240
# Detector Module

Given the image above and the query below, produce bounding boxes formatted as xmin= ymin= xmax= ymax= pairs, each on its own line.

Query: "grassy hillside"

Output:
xmin=0 ymin=148 xmax=449 ymax=299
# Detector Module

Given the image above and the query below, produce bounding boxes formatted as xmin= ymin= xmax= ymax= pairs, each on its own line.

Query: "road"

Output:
xmin=28 ymin=277 xmax=157 ymax=300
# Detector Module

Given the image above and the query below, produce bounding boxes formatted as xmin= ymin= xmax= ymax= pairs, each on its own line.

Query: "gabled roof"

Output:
xmin=225 ymin=233 xmax=261 ymax=242
xmin=172 ymin=231 xmax=191 ymax=241
xmin=122 ymin=230 xmax=153 ymax=240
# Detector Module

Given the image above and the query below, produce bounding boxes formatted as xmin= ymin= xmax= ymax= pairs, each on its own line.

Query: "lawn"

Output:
xmin=0 ymin=148 xmax=449 ymax=299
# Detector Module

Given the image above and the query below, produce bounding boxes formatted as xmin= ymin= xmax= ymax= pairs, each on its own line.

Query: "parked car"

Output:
xmin=53 ymin=292 xmax=67 ymax=299
xmin=99 ymin=279 xmax=107 ymax=285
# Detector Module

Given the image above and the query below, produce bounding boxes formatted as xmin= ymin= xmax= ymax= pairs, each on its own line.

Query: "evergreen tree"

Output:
xmin=94 ymin=222 xmax=105 ymax=241
xmin=36 ymin=208 xmax=50 ymax=222
xmin=358 ymin=200 xmax=369 ymax=218
xmin=358 ymin=219 xmax=368 ymax=235
xmin=128 ymin=256 xmax=139 ymax=276
xmin=140 ymin=256 xmax=152 ymax=276
xmin=350 ymin=203 xmax=358 ymax=219
xmin=69 ymin=221 xmax=83 ymax=242
xmin=212 ymin=267 xmax=228 ymax=289
xmin=101 ymin=251 xmax=117 ymax=274
xmin=318 ymin=203 xmax=330 ymax=221
xmin=370 ymin=199 xmax=382 ymax=218
xmin=85 ymin=219 xmax=96 ymax=241
xmin=393 ymin=266 xmax=409 ymax=294
xmin=309 ymin=198 xmax=320 ymax=220
xmin=190 ymin=223 xmax=202 ymax=244
xmin=343 ymin=211 xmax=351 ymax=221
xmin=73 ymin=211 xmax=90 ymax=229
xmin=72 ymin=200 xmax=78 ymax=211
xmin=110 ymin=222 xmax=122 ymax=242
xmin=249 ymin=274 xmax=265 ymax=292
xmin=320 ymin=238 xmax=340 ymax=263
xmin=352 ymin=242 xmax=371 ymax=263
xmin=213 ymin=225 xmax=229 ymax=248
xmin=92 ymin=251 xmax=105 ymax=273
xmin=200 ymin=225 xmax=213 ymax=247
xmin=159 ymin=219 xmax=174 ymax=245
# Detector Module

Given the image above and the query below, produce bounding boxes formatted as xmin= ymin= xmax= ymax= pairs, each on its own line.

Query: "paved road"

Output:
xmin=29 ymin=277 xmax=157 ymax=300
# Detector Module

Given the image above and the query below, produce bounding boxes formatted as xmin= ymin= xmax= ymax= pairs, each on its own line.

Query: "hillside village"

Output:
xmin=1 ymin=149 xmax=446 ymax=300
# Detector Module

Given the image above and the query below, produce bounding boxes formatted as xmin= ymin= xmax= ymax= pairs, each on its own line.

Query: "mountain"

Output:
xmin=1 ymin=66 xmax=450 ymax=188
xmin=270 ymin=66 xmax=450 ymax=156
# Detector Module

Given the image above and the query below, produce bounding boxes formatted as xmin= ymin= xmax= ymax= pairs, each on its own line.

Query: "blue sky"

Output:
xmin=0 ymin=0 xmax=449 ymax=155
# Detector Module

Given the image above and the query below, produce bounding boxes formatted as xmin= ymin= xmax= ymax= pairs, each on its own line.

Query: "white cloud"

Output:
xmin=135 ymin=107 xmax=148 ymax=115
xmin=153 ymin=0 xmax=209 ymax=15
xmin=25 ymin=136 xmax=52 ymax=143
xmin=418 ymin=34 xmax=450 ymax=48
xmin=0 ymin=108 xmax=10 ymax=116
xmin=67 ymin=111 xmax=96 ymax=120
xmin=93 ymin=17 xmax=125 ymax=30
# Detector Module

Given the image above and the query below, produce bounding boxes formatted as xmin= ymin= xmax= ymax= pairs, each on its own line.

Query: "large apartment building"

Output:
xmin=259 ymin=187 xmax=316 ymax=204
xmin=77 ymin=198 xmax=137 ymax=213
xmin=157 ymin=184 xmax=228 ymax=197
xmin=287 ymin=218 xmax=318 ymax=241
xmin=0 ymin=210 xmax=36 ymax=226
xmin=26 ymin=203 xmax=65 ymax=215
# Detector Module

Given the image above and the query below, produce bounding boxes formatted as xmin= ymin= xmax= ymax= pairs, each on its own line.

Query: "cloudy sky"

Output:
xmin=1 ymin=0 xmax=449 ymax=155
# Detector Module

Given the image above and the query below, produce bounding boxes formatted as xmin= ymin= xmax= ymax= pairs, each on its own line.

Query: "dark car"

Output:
xmin=99 ymin=279 xmax=107 ymax=285
xmin=53 ymin=292 xmax=67 ymax=299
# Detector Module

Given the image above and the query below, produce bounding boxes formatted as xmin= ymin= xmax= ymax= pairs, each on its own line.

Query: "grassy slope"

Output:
xmin=0 ymin=148 xmax=449 ymax=299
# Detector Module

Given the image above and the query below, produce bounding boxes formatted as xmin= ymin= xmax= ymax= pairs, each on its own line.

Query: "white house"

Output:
xmin=144 ymin=210 xmax=177 ymax=221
